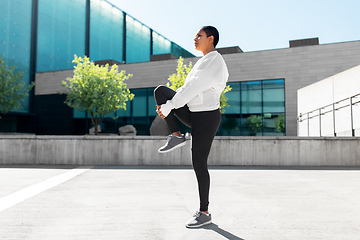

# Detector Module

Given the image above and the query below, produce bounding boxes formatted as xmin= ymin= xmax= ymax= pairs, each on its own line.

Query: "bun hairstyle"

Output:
xmin=201 ymin=26 xmax=219 ymax=48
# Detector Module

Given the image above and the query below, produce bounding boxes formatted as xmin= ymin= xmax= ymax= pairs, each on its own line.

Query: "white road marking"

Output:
xmin=0 ymin=166 xmax=93 ymax=212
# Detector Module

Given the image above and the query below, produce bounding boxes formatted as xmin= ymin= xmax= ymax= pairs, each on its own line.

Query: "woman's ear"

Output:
xmin=208 ymin=35 xmax=214 ymax=45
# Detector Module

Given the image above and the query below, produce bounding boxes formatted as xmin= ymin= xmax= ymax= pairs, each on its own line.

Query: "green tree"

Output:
xmin=0 ymin=55 xmax=34 ymax=119
xmin=245 ymin=115 xmax=263 ymax=135
xmin=274 ymin=114 xmax=285 ymax=134
xmin=167 ymin=57 xmax=231 ymax=113
xmin=62 ymin=55 xmax=134 ymax=135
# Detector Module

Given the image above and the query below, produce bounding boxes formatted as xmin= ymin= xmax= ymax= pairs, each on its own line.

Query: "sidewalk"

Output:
xmin=0 ymin=165 xmax=360 ymax=240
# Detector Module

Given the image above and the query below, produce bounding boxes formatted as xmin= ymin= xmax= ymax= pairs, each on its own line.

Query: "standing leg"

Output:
xmin=190 ymin=109 xmax=221 ymax=212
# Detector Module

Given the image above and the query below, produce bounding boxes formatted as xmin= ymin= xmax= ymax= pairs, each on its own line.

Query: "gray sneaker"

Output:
xmin=185 ymin=211 xmax=212 ymax=228
xmin=158 ymin=134 xmax=186 ymax=153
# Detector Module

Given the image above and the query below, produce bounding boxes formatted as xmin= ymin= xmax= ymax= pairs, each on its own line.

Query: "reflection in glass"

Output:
xmin=72 ymin=80 xmax=285 ymax=136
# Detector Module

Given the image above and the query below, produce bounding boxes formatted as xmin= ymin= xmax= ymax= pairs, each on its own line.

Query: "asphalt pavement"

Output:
xmin=1 ymin=165 xmax=360 ymax=240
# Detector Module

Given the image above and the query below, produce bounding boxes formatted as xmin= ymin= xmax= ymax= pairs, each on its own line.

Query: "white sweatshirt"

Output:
xmin=161 ymin=51 xmax=229 ymax=117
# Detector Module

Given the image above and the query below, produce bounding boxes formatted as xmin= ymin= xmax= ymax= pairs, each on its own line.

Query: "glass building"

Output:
xmin=0 ymin=0 xmax=286 ymax=136
xmin=0 ymin=0 xmax=193 ymax=133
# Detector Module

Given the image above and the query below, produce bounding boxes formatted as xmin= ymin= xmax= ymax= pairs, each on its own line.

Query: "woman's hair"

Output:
xmin=201 ymin=26 xmax=219 ymax=48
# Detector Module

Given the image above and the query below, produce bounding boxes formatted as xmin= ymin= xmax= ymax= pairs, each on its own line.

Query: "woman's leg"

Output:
xmin=190 ymin=109 xmax=221 ymax=212
xmin=153 ymin=85 xmax=191 ymax=131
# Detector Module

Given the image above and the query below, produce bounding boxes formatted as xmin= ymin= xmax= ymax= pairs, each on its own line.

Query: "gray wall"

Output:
xmin=35 ymin=40 xmax=360 ymax=136
xmin=1 ymin=135 xmax=360 ymax=166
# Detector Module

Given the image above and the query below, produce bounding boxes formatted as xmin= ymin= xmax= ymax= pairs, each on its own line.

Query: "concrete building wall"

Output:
xmin=1 ymin=135 xmax=360 ymax=166
xmin=35 ymin=40 xmax=360 ymax=136
xmin=298 ymin=65 xmax=360 ymax=137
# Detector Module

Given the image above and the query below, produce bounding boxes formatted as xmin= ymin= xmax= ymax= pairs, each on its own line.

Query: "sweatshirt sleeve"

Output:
xmin=160 ymin=53 xmax=225 ymax=117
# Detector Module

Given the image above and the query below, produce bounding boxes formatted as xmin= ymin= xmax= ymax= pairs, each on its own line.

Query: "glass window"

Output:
xmin=117 ymin=105 xmax=131 ymax=117
xmin=147 ymin=88 xmax=157 ymax=116
xmin=263 ymin=79 xmax=285 ymax=113
xmin=221 ymin=114 xmax=241 ymax=136
xmin=152 ymin=32 xmax=171 ymax=55
xmin=0 ymin=0 xmax=32 ymax=113
xmin=221 ymin=79 xmax=285 ymax=136
xmin=132 ymin=89 xmax=147 ymax=117
xmin=171 ymin=42 xmax=194 ymax=58
xmin=263 ymin=88 xmax=285 ymax=113
xmin=126 ymin=15 xmax=150 ymax=63
xmin=37 ymin=0 xmax=86 ymax=72
xmin=90 ymin=0 xmax=123 ymax=63
xmin=241 ymin=81 xmax=262 ymax=114
xmin=73 ymin=109 xmax=86 ymax=118
xmin=224 ymin=82 xmax=240 ymax=114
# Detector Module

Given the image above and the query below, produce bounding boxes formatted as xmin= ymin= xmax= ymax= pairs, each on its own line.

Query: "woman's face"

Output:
xmin=194 ymin=29 xmax=213 ymax=52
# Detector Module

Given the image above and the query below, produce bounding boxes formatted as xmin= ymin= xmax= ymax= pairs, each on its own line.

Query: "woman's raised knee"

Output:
xmin=154 ymin=85 xmax=167 ymax=96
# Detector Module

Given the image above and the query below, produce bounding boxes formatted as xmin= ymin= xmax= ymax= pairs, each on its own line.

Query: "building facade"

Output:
xmin=2 ymin=1 xmax=360 ymax=136
xmin=35 ymin=40 xmax=360 ymax=136
xmin=0 ymin=0 xmax=193 ymax=133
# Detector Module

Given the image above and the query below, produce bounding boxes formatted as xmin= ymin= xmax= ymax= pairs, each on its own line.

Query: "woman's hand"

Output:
xmin=156 ymin=105 xmax=166 ymax=119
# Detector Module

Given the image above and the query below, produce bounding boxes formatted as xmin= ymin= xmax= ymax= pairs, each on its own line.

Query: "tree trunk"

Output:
xmin=90 ymin=113 xmax=99 ymax=135
xmin=95 ymin=123 xmax=98 ymax=135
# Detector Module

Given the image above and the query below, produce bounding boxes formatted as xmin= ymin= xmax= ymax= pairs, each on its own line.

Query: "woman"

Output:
xmin=154 ymin=26 xmax=229 ymax=228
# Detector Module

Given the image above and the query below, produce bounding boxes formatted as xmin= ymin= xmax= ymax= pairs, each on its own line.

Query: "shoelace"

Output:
xmin=166 ymin=135 xmax=173 ymax=141
xmin=194 ymin=211 xmax=202 ymax=218
xmin=164 ymin=135 xmax=173 ymax=146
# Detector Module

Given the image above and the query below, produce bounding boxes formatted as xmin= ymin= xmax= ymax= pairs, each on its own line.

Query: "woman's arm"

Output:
xmin=160 ymin=54 xmax=226 ymax=117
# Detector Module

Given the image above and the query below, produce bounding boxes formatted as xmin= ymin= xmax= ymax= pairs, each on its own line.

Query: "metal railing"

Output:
xmin=297 ymin=93 xmax=360 ymax=137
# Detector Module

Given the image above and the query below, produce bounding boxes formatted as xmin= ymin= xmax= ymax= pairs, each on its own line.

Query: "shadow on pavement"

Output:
xmin=194 ymin=223 xmax=245 ymax=240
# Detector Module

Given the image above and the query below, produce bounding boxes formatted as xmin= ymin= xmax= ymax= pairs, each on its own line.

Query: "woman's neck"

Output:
xmin=202 ymin=47 xmax=215 ymax=56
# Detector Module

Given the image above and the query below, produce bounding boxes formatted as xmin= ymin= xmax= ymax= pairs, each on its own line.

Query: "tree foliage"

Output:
xmin=274 ymin=114 xmax=285 ymax=134
xmin=166 ymin=57 xmax=231 ymax=113
xmin=0 ymin=55 xmax=34 ymax=119
xmin=245 ymin=115 xmax=263 ymax=135
xmin=167 ymin=56 xmax=193 ymax=91
xmin=62 ymin=55 xmax=134 ymax=134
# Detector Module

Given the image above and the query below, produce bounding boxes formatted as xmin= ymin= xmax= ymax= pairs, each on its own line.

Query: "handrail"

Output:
xmin=298 ymin=93 xmax=360 ymax=120
xmin=298 ymin=93 xmax=360 ymax=137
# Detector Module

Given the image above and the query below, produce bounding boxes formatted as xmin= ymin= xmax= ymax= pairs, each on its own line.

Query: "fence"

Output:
xmin=298 ymin=93 xmax=360 ymax=137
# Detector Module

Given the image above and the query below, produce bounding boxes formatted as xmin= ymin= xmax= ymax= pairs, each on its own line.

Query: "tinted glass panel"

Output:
xmin=37 ymin=0 xmax=85 ymax=72
xmin=90 ymin=0 xmax=123 ymax=62
xmin=0 ymin=0 xmax=32 ymax=113
xmin=126 ymin=15 xmax=150 ymax=63
xmin=152 ymin=32 xmax=171 ymax=55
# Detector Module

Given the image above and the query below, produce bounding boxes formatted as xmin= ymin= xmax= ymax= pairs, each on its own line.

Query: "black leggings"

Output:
xmin=154 ymin=85 xmax=221 ymax=211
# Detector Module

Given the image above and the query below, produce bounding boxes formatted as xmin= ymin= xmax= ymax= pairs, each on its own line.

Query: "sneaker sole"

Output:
xmin=158 ymin=141 xmax=186 ymax=153
xmin=185 ymin=220 xmax=212 ymax=228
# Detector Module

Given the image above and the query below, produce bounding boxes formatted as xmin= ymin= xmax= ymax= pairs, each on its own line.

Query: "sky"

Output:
xmin=107 ymin=0 xmax=360 ymax=57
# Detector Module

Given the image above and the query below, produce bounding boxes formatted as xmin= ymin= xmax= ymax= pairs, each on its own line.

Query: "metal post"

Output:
xmin=350 ymin=97 xmax=354 ymax=136
xmin=307 ymin=113 xmax=309 ymax=137
xmin=115 ymin=111 xmax=118 ymax=134
xmin=85 ymin=112 xmax=88 ymax=134
xmin=29 ymin=0 xmax=39 ymax=133
xmin=85 ymin=0 xmax=90 ymax=57
xmin=297 ymin=114 xmax=300 ymax=137
xmin=319 ymin=109 xmax=321 ymax=137
xmin=333 ymin=103 xmax=336 ymax=137
xmin=150 ymin=29 xmax=153 ymax=56
xmin=122 ymin=12 xmax=127 ymax=63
